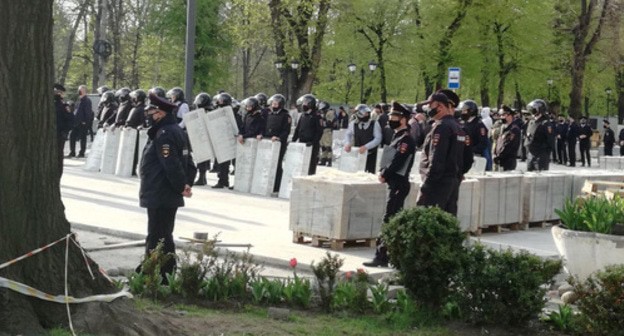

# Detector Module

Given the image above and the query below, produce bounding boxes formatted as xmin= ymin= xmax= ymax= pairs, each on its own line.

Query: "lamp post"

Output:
xmin=348 ymin=61 xmax=378 ymax=103
xmin=547 ymin=79 xmax=553 ymax=102
xmin=606 ymin=87 xmax=612 ymax=120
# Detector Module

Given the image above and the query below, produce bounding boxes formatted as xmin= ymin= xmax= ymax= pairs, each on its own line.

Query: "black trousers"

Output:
xmin=527 ymin=151 xmax=550 ymax=171
xmin=416 ymin=177 xmax=460 ymax=216
xmin=69 ymin=124 xmax=88 ymax=155
xmin=308 ymin=143 xmax=320 ymax=175
xmin=580 ymin=141 xmax=591 ymax=166
xmin=604 ymin=144 xmax=613 ymax=156
xmin=217 ymin=160 xmax=230 ymax=186
xmin=365 ymin=148 xmax=378 ymax=174
xmin=146 ymin=207 xmax=178 ymax=277
xmin=273 ymin=141 xmax=288 ymax=193
xmin=57 ymin=134 xmax=66 ymax=179
xmin=557 ymin=139 xmax=568 ymax=164
xmin=620 ymin=144 xmax=624 ymax=156
xmin=375 ymin=177 xmax=411 ymax=262
xmin=568 ymin=140 xmax=577 ymax=166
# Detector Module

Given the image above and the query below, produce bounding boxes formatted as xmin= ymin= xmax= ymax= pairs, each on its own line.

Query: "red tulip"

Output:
xmin=289 ymin=258 xmax=298 ymax=268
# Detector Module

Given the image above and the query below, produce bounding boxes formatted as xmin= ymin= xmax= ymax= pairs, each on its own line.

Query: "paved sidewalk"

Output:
xmin=61 ymin=159 xmax=563 ymax=277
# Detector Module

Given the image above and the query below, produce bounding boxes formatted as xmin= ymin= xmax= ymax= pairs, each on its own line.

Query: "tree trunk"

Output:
xmin=616 ymin=68 xmax=624 ymax=124
xmin=59 ymin=1 xmax=89 ymax=86
xmin=434 ymin=0 xmax=472 ymax=89
xmin=568 ymin=57 xmax=587 ymax=118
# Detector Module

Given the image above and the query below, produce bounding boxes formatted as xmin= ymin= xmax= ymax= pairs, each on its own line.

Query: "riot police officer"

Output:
xmin=525 ymin=99 xmax=555 ymax=171
xmin=149 ymin=86 xmax=167 ymax=99
xmin=458 ymin=100 xmax=489 ymax=166
xmin=344 ymin=104 xmax=383 ymax=173
xmin=139 ymin=93 xmax=195 ymax=282
xmin=264 ymin=94 xmax=292 ymax=193
xmin=363 ymin=101 xmax=415 ymax=268
xmin=238 ymin=97 xmax=266 ymax=143
xmin=493 ymin=108 xmax=521 ymax=171
xmin=192 ymin=92 xmax=214 ymax=186
xmin=292 ymin=94 xmax=323 ymax=175
xmin=167 ymin=87 xmax=189 ymax=129
xmin=578 ymin=116 xmax=592 ymax=167
xmin=603 ymin=119 xmax=615 ymax=156
xmin=114 ymin=87 xmax=132 ymax=127
xmin=255 ymin=92 xmax=270 ymax=118
xmin=318 ymin=101 xmax=336 ymax=167
xmin=97 ymin=90 xmax=118 ymax=128
xmin=212 ymin=92 xmax=242 ymax=189
xmin=126 ymin=89 xmax=147 ymax=128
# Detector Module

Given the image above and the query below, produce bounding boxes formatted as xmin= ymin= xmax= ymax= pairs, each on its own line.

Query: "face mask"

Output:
xmin=302 ymin=105 xmax=311 ymax=113
xmin=581 ymin=122 xmax=586 ymax=126
xmin=604 ymin=125 xmax=608 ymax=129
xmin=358 ymin=116 xmax=370 ymax=122
xmin=460 ymin=113 xmax=470 ymax=121
xmin=272 ymin=106 xmax=280 ymax=112
xmin=427 ymin=107 xmax=439 ymax=118
xmin=388 ymin=120 xmax=401 ymax=129
xmin=500 ymin=118 xmax=507 ymax=124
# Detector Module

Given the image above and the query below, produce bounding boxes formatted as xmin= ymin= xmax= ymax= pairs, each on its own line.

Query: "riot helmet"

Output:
xmin=130 ymin=89 xmax=147 ymax=106
xmin=193 ymin=92 xmax=212 ymax=110
xmin=149 ymin=86 xmax=166 ymax=99
xmin=268 ymin=94 xmax=286 ymax=111
xmin=245 ymin=97 xmax=260 ymax=113
xmin=166 ymin=87 xmax=185 ymax=103
xmin=231 ymin=98 xmax=241 ymax=114
xmin=526 ymin=99 xmax=548 ymax=116
xmin=115 ymin=87 xmax=131 ymax=103
xmin=458 ymin=100 xmax=479 ymax=121
xmin=318 ymin=101 xmax=331 ymax=114
xmin=299 ymin=94 xmax=317 ymax=113
xmin=96 ymin=85 xmax=110 ymax=96
xmin=100 ymin=90 xmax=116 ymax=105
xmin=255 ymin=92 xmax=268 ymax=107
xmin=354 ymin=104 xmax=372 ymax=121
xmin=216 ymin=92 xmax=233 ymax=107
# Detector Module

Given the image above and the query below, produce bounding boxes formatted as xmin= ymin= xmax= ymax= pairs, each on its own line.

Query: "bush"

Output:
xmin=382 ymin=206 xmax=466 ymax=310
xmin=452 ymin=244 xmax=562 ymax=326
xmin=571 ymin=265 xmax=624 ymax=335
xmin=311 ymin=252 xmax=344 ymax=311
xmin=555 ymin=196 xmax=624 ymax=234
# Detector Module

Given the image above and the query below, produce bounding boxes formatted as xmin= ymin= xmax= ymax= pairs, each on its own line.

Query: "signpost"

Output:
xmin=448 ymin=67 xmax=461 ymax=90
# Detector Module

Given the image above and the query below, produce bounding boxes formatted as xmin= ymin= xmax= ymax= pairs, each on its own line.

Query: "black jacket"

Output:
xmin=74 ymin=95 xmax=93 ymax=125
xmin=494 ymin=121 xmax=521 ymax=171
xmin=115 ymin=101 xmax=133 ymax=127
xmin=240 ymin=110 xmax=266 ymax=138
xmin=264 ymin=108 xmax=291 ymax=143
xmin=604 ymin=127 xmax=615 ymax=146
xmin=139 ymin=113 xmax=196 ymax=208
xmin=380 ymin=127 xmax=415 ymax=181
xmin=526 ymin=115 xmax=555 ymax=155
xmin=55 ymin=95 xmax=74 ymax=137
xmin=292 ymin=111 xmax=323 ymax=144
xmin=462 ymin=117 xmax=488 ymax=155
xmin=126 ymin=103 xmax=146 ymax=129
xmin=567 ymin=122 xmax=580 ymax=143
xmin=99 ymin=103 xmax=118 ymax=128
xmin=579 ymin=124 xmax=592 ymax=144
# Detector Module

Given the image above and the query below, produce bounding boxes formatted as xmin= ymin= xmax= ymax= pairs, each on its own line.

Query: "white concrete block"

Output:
xmin=114 ymin=128 xmax=138 ymax=177
xmin=233 ymin=139 xmax=258 ymax=193
xmin=83 ymin=129 xmax=105 ymax=172
xmin=468 ymin=173 xmax=524 ymax=227
xmin=184 ymin=108 xmax=214 ymax=163
xmin=468 ymin=156 xmax=487 ymax=175
xmin=205 ymin=106 xmax=238 ymax=163
xmin=100 ymin=128 xmax=121 ymax=174
xmin=250 ymin=140 xmax=281 ymax=196
xmin=279 ymin=143 xmax=312 ymax=199
xmin=522 ymin=172 xmax=567 ymax=223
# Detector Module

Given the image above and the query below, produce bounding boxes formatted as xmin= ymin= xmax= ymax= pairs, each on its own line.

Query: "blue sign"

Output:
xmin=448 ymin=67 xmax=461 ymax=89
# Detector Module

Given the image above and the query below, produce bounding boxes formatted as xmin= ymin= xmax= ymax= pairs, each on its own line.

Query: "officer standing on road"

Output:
xmin=458 ymin=100 xmax=489 ymax=168
xmin=555 ymin=116 xmax=569 ymax=164
xmin=68 ymin=85 xmax=94 ymax=158
xmin=493 ymin=107 xmax=521 ymax=171
xmin=238 ymin=97 xmax=266 ymax=143
xmin=578 ymin=116 xmax=592 ymax=167
xmin=113 ymin=88 xmax=132 ymax=127
xmin=417 ymin=92 xmax=468 ymax=216
xmin=343 ymin=104 xmax=383 ymax=173
xmin=55 ymin=84 xmax=74 ymax=176
xmin=292 ymin=94 xmax=323 ymax=175
xmin=167 ymin=87 xmax=189 ymax=129
xmin=363 ymin=101 xmax=415 ymax=268
xmin=212 ymin=92 xmax=242 ymax=189
xmin=602 ymin=119 xmax=615 ymax=156
xmin=97 ymin=90 xmax=118 ymax=128
xmin=126 ymin=89 xmax=147 ymax=129
xmin=525 ymin=99 xmax=555 ymax=171
xmin=264 ymin=94 xmax=292 ymax=193
xmin=566 ymin=116 xmax=579 ymax=166
xmin=192 ymin=92 xmax=214 ymax=186
xmin=139 ymin=93 xmax=196 ymax=282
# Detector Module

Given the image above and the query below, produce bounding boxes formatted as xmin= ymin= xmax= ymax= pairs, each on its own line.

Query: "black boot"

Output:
xmin=195 ymin=174 xmax=207 ymax=186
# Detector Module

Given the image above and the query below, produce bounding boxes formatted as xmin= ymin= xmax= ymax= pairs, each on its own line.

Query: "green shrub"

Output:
xmin=542 ymin=304 xmax=577 ymax=333
xmin=382 ymin=206 xmax=466 ymax=310
xmin=571 ymin=265 xmax=624 ymax=335
xmin=311 ymin=252 xmax=344 ymax=311
xmin=452 ymin=244 xmax=562 ymax=326
xmin=555 ymin=196 xmax=624 ymax=234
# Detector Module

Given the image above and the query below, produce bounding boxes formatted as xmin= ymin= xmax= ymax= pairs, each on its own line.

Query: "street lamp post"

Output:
xmin=348 ymin=61 xmax=378 ymax=103
xmin=606 ymin=88 xmax=612 ymax=120
xmin=547 ymin=79 xmax=553 ymax=102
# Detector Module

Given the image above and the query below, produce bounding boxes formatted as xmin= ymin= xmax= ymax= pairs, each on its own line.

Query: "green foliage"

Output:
xmin=452 ymin=244 xmax=562 ymax=326
xmin=555 ymin=196 xmax=624 ymax=234
xmin=283 ymin=275 xmax=313 ymax=308
xmin=129 ymin=240 xmax=174 ymax=300
xmin=542 ymin=304 xmax=577 ymax=334
xmin=201 ymin=250 xmax=260 ymax=302
xmin=382 ymin=206 xmax=466 ymax=311
xmin=177 ymin=245 xmax=210 ymax=298
xmin=311 ymin=252 xmax=345 ymax=311
xmin=370 ymin=283 xmax=390 ymax=314
xmin=571 ymin=265 xmax=624 ymax=336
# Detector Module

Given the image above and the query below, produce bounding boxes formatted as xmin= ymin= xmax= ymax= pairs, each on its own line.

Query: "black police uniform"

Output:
xmin=264 ymin=108 xmax=292 ymax=192
xmin=619 ymin=129 xmax=624 ymax=156
xmin=139 ymin=108 xmax=195 ymax=280
xmin=579 ymin=122 xmax=593 ymax=166
xmin=292 ymin=110 xmax=323 ymax=175
xmin=417 ymin=114 xmax=467 ymax=216
xmin=240 ymin=110 xmax=266 ymax=139
xmin=494 ymin=119 xmax=521 ymax=171
xmin=555 ymin=121 xmax=569 ymax=164
xmin=69 ymin=95 xmax=93 ymax=157
xmin=603 ymin=125 xmax=615 ymax=156
xmin=526 ymin=115 xmax=555 ymax=171
xmin=126 ymin=102 xmax=146 ymax=129
xmin=114 ymin=100 xmax=133 ymax=127
xmin=566 ymin=122 xmax=580 ymax=166
xmin=98 ymin=102 xmax=118 ymax=128
xmin=463 ymin=117 xmax=488 ymax=156
xmin=55 ymin=93 xmax=74 ymax=176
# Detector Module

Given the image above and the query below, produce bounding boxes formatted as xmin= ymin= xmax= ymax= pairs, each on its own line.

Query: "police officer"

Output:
xmin=417 ymin=93 xmax=467 ymax=216
xmin=149 ymin=86 xmax=167 ymax=99
xmin=363 ymin=101 xmax=415 ymax=268
xmin=55 ymin=84 xmax=74 ymax=176
xmin=126 ymin=89 xmax=147 ymax=128
xmin=212 ymin=92 xmax=243 ymax=189
xmin=578 ymin=116 xmax=592 ymax=167
xmin=238 ymin=97 xmax=266 ymax=143
xmin=292 ymin=94 xmax=323 ymax=175
xmin=166 ymin=87 xmax=189 ymax=129
xmin=493 ymin=108 xmax=521 ymax=171
xmin=566 ymin=116 xmax=580 ymax=166
xmin=555 ymin=115 xmax=569 ymax=164
xmin=264 ymin=94 xmax=292 ymax=193
xmin=97 ymin=90 xmax=118 ymax=128
xmin=255 ymin=92 xmax=270 ymax=118
xmin=344 ymin=104 xmax=383 ymax=173
xmin=68 ymin=85 xmax=94 ymax=158
xmin=458 ymin=100 xmax=489 ymax=166
xmin=318 ymin=101 xmax=336 ymax=167
xmin=114 ymin=88 xmax=132 ymax=127
xmin=192 ymin=92 xmax=214 ymax=186
xmin=525 ymin=99 xmax=555 ymax=171
xmin=603 ymin=119 xmax=615 ymax=156
xmin=139 ymin=93 xmax=196 ymax=282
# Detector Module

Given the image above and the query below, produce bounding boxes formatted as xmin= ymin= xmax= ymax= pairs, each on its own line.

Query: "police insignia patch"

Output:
xmin=433 ymin=133 xmax=440 ymax=146
xmin=547 ymin=126 xmax=552 ymax=134
xmin=400 ymin=143 xmax=408 ymax=153
xmin=161 ymin=144 xmax=170 ymax=158
xmin=480 ymin=127 xmax=486 ymax=136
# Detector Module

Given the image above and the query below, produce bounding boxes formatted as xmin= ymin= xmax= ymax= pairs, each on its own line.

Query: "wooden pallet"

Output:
xmin=292 ymin=232 xmax=376 ymax=251
xmin=478 ymin=222 xmax=526 ymax=234
xmin=581 ymin=180 xmax=624 ymax=196
xmin=526 ymin=219 xmax=560 ymax=228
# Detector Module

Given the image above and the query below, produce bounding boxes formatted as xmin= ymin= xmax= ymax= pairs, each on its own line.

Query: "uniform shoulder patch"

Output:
xmin=547 ymin=126 xmax=553 ymax=134
xmin=433 ymin=133 xmax=440 ymax=146
xmin=399 ymin=142 xmax=409 ymax=153
xmin=161 ymin=144 xmax=171 ymax=158
xmin=480 ymin=127 xmax=487 ymax=137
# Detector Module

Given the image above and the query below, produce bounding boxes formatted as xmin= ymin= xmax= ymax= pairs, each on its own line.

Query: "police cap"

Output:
xmin=389 ymin=101 xmax=411 ymax=118
xmin=146 ymin=92 xmax=177 ymax=114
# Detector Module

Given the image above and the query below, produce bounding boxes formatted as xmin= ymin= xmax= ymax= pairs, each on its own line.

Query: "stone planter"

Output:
xmin=551 ymin=225 xmax=624 ymax=280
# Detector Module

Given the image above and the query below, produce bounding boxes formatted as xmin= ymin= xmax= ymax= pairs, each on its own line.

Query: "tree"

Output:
xmin=0 ymin=2 xmax=174 ymax=334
